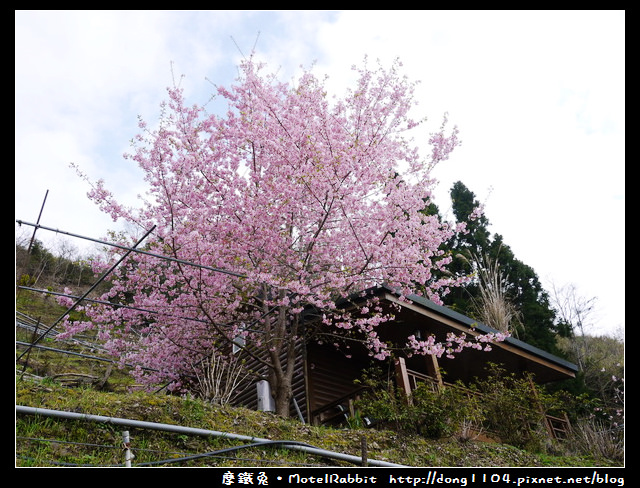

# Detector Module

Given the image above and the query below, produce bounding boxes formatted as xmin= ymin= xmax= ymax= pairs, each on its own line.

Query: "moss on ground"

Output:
xmin=15 ymin=378 xmax=619 ymax=468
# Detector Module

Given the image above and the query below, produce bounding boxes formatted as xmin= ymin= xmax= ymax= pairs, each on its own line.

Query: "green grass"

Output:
xmin=15 ymin=291 xmax=622 ymax=468
xmin=16 ymin=378 xmax=622 ymax=468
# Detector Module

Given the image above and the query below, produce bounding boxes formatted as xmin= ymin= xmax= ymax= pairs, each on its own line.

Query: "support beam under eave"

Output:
xmin=425 ymin=354 xmax=443 ymax=388
xmin=394 ymin=357 xmax=412 ymax=403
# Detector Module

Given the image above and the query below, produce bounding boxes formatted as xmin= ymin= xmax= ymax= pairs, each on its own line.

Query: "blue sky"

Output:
xmin=15 ymin=10 xmax=625 ymax=336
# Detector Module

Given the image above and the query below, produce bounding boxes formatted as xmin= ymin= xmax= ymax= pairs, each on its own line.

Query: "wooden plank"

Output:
xmin=394 ymin=357 xmax=412 ymax=403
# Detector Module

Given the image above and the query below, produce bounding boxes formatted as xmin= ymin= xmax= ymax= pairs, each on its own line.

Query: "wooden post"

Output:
xmin=424 ymin=354 xmax=443 ymax=390
xmin=395 ymin=357 xmax=412 ymax=403
xmin=360 ymin=435 xmax=368 ymax=467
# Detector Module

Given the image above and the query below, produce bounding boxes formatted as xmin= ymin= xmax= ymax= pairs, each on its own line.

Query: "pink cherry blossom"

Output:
xmin=65 ymin=55 xmax=505 ymax=416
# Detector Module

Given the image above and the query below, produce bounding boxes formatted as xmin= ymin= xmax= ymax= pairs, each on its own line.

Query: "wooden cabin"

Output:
xmin=231 ymin=285 xmax=578 ymax=439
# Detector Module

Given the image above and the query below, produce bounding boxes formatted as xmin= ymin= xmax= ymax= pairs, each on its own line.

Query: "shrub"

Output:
xmin=354 ymin=368 xmax=484 ymax=439
xmin=470 ymin=364 xmax=553 ymax=451
xmin=187 ymin=350 xmax=249 ymax=406
xmin=354 ymin=363 xmax=575 ymax=452
xmin=411 ymin=382 xmax=485 ymax=439
xmin=567 ymin=418 xmax=624 ymax=462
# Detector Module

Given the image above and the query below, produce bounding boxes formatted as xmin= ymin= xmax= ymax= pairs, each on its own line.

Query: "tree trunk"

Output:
xmin=265 ymin=299 xmax=300 ymax=418
xmin=272 ymin=373 xmax=293 ymax=417
xmin=268 ymin=337 xmax=297 ymax=417
xmin=265 ymin=296 xmax=300 ymax=418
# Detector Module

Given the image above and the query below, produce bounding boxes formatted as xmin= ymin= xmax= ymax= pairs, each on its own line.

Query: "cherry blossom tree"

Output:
xmin=62 ymin=56 xmax=506 ymax=416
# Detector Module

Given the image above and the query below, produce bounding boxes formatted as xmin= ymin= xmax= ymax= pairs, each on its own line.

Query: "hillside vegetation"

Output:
xmin=16 ymin=377 xmax=618 ymax=468
xmin=15 ymin=239 xmax=623 ymax=468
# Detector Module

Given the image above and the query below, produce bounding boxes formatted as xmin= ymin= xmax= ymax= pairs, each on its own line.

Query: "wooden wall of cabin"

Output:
xmin=305 ymin=344 xmax=370 ymax=418
xmin=230 ymin=341 xmax=308 ymax=422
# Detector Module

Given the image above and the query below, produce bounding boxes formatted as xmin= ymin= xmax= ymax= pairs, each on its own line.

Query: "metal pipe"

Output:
xmin=26 ymin=190 xmax=48 ymax=255
xmin=16 ymin=405 xmax=404 ymax=467
xmin=16 ymin=225 xmax=157 ymax=361
xmin=16 ymin=220 xmax=245 ymax=278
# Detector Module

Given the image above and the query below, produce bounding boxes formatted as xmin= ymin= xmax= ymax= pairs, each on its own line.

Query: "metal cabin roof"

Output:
xmin=371 ymin=285 xmax=578 ymax=376
xmin=394 ymin=289 xmax=578 ymax=374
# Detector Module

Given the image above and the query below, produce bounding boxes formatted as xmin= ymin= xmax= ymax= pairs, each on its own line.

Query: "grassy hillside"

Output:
xmin=15 ymin=274 xmax=623 ymax=468
xmin=17 ymin=378 xmax=617 ymax=468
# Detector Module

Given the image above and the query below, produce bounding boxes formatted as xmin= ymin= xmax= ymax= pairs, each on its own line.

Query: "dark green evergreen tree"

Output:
xmin=439 ymin=182 xmax=565 ymax=354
